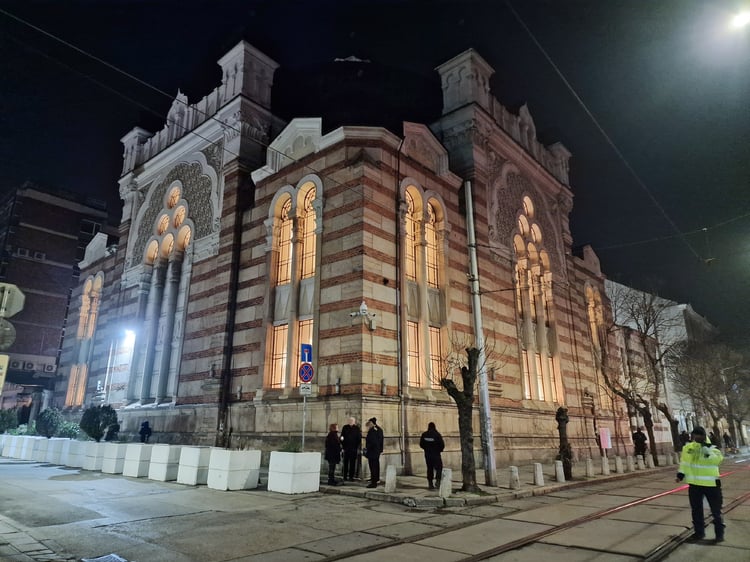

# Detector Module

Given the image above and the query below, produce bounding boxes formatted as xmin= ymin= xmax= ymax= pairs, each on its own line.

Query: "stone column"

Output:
xmin=155 ymin=251 xmax=184 ymax=403
xmin=138 ymin=259 xmax=167 ymax=403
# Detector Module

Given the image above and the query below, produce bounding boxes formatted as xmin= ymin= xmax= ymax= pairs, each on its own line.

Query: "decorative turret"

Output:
xmin=435 ymin=49 xmax=494 ymax=114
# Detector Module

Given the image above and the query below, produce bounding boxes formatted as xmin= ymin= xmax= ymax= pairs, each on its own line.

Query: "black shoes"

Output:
xmin=366 ymin=482 xmax=377 ymax=488
xmin=686 ymin=534 xmax=705 ymax=543
xmin=714 ymin=536 xmax=725 ymax=544
xmin=428 ymin=483 xmax=435 ymax=490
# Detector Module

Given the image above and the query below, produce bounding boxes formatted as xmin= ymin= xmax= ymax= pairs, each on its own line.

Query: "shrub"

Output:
xmin=10 ymin=421 xmax=36 ymax=435
xmin=36 ymin=408 xmax=64 ymax=438
xmin=56 ymin=421 xmax=80 ymax=439
xmin=79 ymin=405 xmax=118 ymax=442
xmin=0 ymin=408 xmax=19 ymax=433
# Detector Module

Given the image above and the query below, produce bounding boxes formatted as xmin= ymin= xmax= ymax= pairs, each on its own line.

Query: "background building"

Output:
xmin=0 ymin=184 xmax=109 ymax=421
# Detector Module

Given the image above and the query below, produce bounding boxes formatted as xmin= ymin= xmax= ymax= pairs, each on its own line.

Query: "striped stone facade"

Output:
xmin=57 ymin=41 xmax=633 ymax=471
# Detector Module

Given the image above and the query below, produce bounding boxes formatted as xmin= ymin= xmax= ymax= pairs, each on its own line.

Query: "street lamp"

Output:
xmin=730 ymin=11 xmax=750 ymax=29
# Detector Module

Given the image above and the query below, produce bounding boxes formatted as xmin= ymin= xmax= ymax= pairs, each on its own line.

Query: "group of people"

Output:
xmin=325 ymin=417 xmax=444 ymax=489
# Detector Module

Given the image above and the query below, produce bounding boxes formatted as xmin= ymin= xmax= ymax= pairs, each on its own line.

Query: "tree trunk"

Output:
xmin=639 ymin=407 xmax=660 ymax=466
xmin=556 ymin=407 xmax=573 ymax=480
xmin=441 ymin=347 xmax=481 ymax=493
xmin=656 ymin=403 xmax=680 ymax=452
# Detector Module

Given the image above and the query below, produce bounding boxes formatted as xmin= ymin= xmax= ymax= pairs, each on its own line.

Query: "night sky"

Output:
xmin=1 ymin=1 xmax=749 ymax=338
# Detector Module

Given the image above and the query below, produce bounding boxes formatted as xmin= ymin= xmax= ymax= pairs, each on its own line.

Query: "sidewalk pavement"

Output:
xmin=320 ymin=456 xmax=677 ymax=508
xmin=2 ymin=448 xmax=745 ymax=562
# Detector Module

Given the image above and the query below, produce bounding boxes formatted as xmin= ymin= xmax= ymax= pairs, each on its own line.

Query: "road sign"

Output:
xmin=301 ymin=344 xmax=312 ymax=363
xmin=299 ymin=383 xmax=312 ymax=396
xmin=0 ymin=354 xmax=8 ymax=390
xmin=0 ymin=319 xmax=16 ymax=351
xmin=299 ymin=363 xmax=314 ymax=383
xmin=0 ymin=284 xmax=25 ymax=318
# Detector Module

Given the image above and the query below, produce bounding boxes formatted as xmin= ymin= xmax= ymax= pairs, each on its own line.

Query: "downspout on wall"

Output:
xmin=465 ymin=180 xmax=498 ymax=486
xmin=394 ymin=139 xmax=406 ymax=470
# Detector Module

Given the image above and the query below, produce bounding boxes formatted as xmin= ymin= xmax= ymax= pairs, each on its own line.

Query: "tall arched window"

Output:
xmin=127 ymin=182 xmax=193 ymax=405
xmin=401 ymin=183 xmax=446 ymax=389
xmin=513 ymin=196 xmax=560 ymax=402
xmin=266 ymin=178 xmax=321 ymax=389
xmin=65 ymin=273 xmax=103 ymax=407
xmin=586 ymin=285 xmax=612 ymax=411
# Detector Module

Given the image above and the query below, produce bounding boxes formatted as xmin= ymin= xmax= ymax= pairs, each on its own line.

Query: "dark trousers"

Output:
xmin=688 ymin=484 xmax=724 ymax=537
xmin=426 ymin=454 xmax=443 ymax=483
xmin=327 ymin=461 xmax=338 ymax=483
xmin=367 ymin=456 xmax=380 ymax=484
xmin=342 ymin=449 xmax=358 ymax=479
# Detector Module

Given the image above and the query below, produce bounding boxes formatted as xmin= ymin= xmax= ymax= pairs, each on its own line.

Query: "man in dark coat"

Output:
xmin=419 ymin=422 xmax=445 ymax=490
xmin=340 ymin=416 xmax=362 ymax=481
xmin=632 ymin=427 xmax=647 ymax=458
xmin=364 ymin=417 xmax=383 ymax=488
xmin=324 ymin=423 xmax=342 ymax=485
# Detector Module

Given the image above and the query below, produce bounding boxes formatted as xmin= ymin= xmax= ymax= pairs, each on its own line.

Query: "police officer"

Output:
xmin=419 ymin=422 xmax=445 ymax=490
xmin=676 ymin=426 xmax=725 ymax=543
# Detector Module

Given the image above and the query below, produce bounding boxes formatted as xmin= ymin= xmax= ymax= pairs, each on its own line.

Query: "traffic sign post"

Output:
xmin=299 ymin=362 xmax=315 ymax=450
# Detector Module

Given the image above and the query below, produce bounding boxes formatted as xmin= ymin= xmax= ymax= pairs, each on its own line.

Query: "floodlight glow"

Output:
xmin=730 ymin=11 xmax=750 ymax=29
xmin=123 ymin=329 xmax=136 ymax=347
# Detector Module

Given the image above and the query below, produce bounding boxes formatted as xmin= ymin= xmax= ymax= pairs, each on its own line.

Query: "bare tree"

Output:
xmin=667 ymin=341 xmax=748 ymax=446
xmin=435 ymin=335 xmax=504 ymax=492
xmin=602 ymin=282 xmax=686 ymax=463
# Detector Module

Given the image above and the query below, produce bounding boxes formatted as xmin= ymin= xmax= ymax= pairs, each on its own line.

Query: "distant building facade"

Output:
xmin=58 ymin=41 xmax=635 ymax=468
xmin=0 ymin=185 xmax=108 ymax=421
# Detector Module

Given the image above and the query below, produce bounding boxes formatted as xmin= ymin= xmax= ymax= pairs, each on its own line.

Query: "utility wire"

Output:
xmin=504 ymin=0 xmax=705 ymax=263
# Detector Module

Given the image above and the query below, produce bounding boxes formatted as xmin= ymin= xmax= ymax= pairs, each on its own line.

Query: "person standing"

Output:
xmin=324 ymin=423 xmax=342 ymax=485
xmin=676 ymin=426 xmax=725 ymax=543
xmin=419 ymin=422 xmax=445 ymax=490
xmin=139 ymin=420 xmax=152 ymax=443
xmin=340 ymin=417 xmax=362 ymax=481
xmin=364 ymin=417 xmax=383 ymax=488
xmin=632 ymin=427 xmax=647 ymax=458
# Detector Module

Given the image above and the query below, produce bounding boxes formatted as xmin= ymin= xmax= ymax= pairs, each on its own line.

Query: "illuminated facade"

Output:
xmin=59 ymin=41 xmax=641 ymax=469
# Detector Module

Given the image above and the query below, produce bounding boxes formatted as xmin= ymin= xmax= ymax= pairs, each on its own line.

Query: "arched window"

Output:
xmin=265 ymin=178 xmax=321 ymax=389
xmin=401 ymin=183 xmax=446 ymax=389
xmin=127 ymin=182 xmax=193 ymax=405
xmin=65 ymin=273 xmax=103 ymax=407
xmin=513 ymin=196 xmax=560 ymax=402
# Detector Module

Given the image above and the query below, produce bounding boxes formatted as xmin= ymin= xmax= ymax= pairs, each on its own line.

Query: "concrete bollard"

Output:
xmin=585 ymin=457 xmax=594 ymax=477
xmin=509 ymin=466 xmax=520 ymax=489
xmin=626 ymin=456 xmax=635 ymax=472
xmin=554 ymin=460 xmax=565 ymax=482
xmin=614 ymin=456 xmax=624 ymax=474
xmin=601 ymin=456 xmax=610 ymax=475
xmin=384 ymin=465 xmax=397 ymax=493
xmin=438 ymin=468 xmax=452 ymax=498
xmin=533 ymin=462 xmax=545 ymax=486
xmin=636 ymin=455 xmax=645 ymax=471
xmin=645 ymin=454 xmax=654 ymax=469
xmin=674 ymin=452 xmax=681 ymax=465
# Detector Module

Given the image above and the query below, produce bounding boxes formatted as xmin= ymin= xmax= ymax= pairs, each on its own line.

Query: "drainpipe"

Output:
xmin=216 ymin=166 xmax=250 ymax=448
xmin=465 ymin=180 xmax=498 ymax=486
xmin=394 ymin=139 xmax=406 ymax=469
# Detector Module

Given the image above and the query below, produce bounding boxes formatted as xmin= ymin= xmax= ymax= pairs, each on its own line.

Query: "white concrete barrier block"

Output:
xmin=20 ymin=436 xmax=43 ymax=460
xmin=33 ymin=438 xmax=50 ymax=462
xmin=123 ymin=444 xmax=153 ymax=477
xmin=3 ymin=435 xmax=20 ymax=458
xmin=82 ymin=441 xmax=104 ymax=471
xmin=101 ymin=443 xmax=128 ymax=474
xmin=266 ymin=451 xmax=321 ymax=494
xmin=148 ymin=445 xmax=182 ymax=481
xmin=66 ymin=441 xmax=86 ymax=468
xmin=45 ymin=438 xmax=66 ymax=464
xmin=177 ymin=446 xmax=213 ymax=486
xmin=208 ymin=449 xmax=263 ymax=491
xmin=58 ymin=439 xmax=72 ymax=466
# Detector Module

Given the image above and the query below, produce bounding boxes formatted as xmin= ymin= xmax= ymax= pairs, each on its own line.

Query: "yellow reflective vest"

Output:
xmin=678 ymin=440 xmax=723 ymax=487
